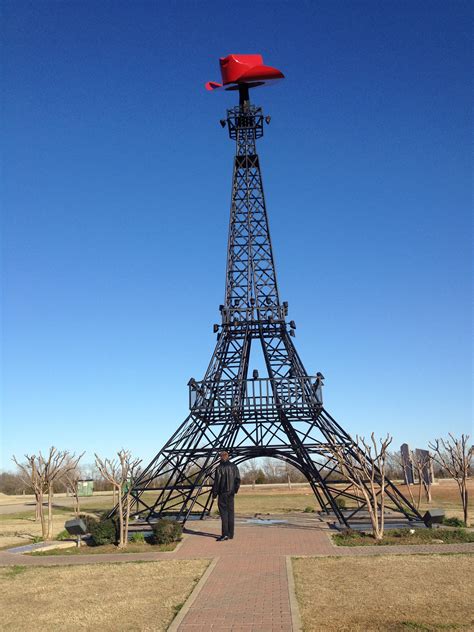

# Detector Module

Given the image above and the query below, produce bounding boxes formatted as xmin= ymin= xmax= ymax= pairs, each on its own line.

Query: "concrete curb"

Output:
xmin=167 ymin=556 xmax=219 ymax=632
xmin=286 ymin=556 xmax=302 ymax=632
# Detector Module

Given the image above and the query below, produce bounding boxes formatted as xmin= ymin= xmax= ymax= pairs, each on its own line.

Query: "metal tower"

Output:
xmin=124 ymin=55 xmax=422 ymax=528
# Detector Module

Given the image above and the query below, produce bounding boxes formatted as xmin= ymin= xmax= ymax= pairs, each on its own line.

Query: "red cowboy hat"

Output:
xmin=205 ymin=54 xmax=284 ymax=91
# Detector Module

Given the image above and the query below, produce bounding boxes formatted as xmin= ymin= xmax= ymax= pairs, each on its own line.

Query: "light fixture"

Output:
xmin=213 ymin=324 xmax=219 ymax=333
xmin=290 ymin=330 xmax=295 ymax=337
xmin=290 ymin=320 xmax=296 ymax=329
xmin=252 ymin=369 xmax=259 ymax=379
xmin=265 ymin=115 xmax=271 ymax=125
xmin=65 ymin=518 xmax=87 ymax=548
xmin=220 ymin=119 xmax=226 ymax=128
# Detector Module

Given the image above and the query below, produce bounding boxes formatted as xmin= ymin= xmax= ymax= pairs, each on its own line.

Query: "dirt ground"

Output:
xmin=0 ymin=559 xmax=209 ymax=631
xmin=292 ymin=554 xmax=474 ymax=631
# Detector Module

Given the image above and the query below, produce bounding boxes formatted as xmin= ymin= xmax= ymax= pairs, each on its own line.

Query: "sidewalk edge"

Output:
xmin=167 ymin=556 xmax=219 ymax=631
xmin=286 ymin=556 xmax=303 ymax=632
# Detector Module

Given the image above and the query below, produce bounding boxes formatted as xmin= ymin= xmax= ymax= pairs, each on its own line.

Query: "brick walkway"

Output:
xmin=1 ymin=516 xmax=473 ymax=632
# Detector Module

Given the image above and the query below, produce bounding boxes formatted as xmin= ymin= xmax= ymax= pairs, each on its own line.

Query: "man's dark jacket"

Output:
xmin=212 ymin=461 xmax=241 ymax=497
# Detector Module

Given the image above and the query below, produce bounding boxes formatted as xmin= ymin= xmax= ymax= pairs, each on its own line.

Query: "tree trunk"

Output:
xmin=405 ymin=482 xmax=416 ymax=507
xmin=424 ymin=482 xmax=432 ymax=503
xmin=35 ymin=491 xmax=41 ymax=522
xmin=417 ymin=479 xmax=422 ymax=510
xmin=46 ymin=486 xmax=54 ymax=539
xmin=38 ymin=491 xmax=47 ymax=539
xmin=117 ymin=490 xmax=124 ymax=548
xmin=124 ymin=493 xmax=131 ymax=548
xmin=74 ymin=490 xmax=80 ymax=517
xmin=462 ymin=484 xmax=468 ymax=525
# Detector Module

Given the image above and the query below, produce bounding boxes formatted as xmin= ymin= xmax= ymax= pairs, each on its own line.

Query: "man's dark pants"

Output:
xmin=217 ymin=492 xmax=235 ymax=538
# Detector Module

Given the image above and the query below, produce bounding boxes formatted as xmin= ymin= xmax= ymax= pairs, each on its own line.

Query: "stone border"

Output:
xmin=286 ymin=556 xmax=302 ymax=632
xmin=167 ymin=557 xmax=219 ymax=632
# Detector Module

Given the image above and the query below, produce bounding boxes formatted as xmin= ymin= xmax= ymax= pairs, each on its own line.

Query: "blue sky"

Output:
xmin=2 ymin=1 xmax=472 ymax=470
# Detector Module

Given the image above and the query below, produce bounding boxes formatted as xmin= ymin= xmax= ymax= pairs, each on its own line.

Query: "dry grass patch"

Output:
xmin=235 ymin=490 xmax=316 ymax=514
xmin=398 ymin=479 xmax=474 ymax=525
xmin=293 ymin=554 xmax=473 ymax=631
xmin=0 ymin=559 xmax=209 ymax=631
xmin=29 ymin=541 xmax=177 ymax=556
xmin=0 ymin=513 xmax=74 ymax=549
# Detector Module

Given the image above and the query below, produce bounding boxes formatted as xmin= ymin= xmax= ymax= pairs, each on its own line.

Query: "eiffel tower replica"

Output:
xmin=126 ymin=55 xmax=422 ymax=528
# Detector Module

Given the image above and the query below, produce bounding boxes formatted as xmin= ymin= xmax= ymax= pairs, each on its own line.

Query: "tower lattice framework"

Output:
xmin=124 ymin=86 xmax=422 ymax=528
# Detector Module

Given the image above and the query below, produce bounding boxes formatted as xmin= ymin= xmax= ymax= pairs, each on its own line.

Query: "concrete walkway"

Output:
xmin=1 ymin=516 xmax=473 ymax=632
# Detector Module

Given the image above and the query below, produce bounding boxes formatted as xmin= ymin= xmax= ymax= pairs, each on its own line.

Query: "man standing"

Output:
xmin=212 ymin=450 xmax=241 ymax=541
xmin=314 ymin=371 xmax=325 ymax=404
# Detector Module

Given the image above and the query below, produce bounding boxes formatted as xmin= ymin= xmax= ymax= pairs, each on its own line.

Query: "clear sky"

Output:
xmin=2 ymin=0 xmax=472 ymax=470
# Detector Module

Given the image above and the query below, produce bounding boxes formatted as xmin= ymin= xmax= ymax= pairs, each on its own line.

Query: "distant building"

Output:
xmin=400 ymin=444 xmax=414 ymax=484
xmin=77 ymin=479 xmax=94 ymax=497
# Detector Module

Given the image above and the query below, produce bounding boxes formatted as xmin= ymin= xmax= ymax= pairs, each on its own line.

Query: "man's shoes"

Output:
xmin=229 ymin=536 xmax=234 ymax=539
xmin=216 ymin=535 xmax=229 ymax=541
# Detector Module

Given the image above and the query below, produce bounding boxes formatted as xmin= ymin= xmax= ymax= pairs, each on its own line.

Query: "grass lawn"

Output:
xmin=1 ymin=479 xmax=471 ymax=549
xmin=235 ymin=490 xmax=316 ymax=514
xmin=0 ymin=512 xmax=77 ymax=549
xmin=0 ymin=559 xmax=209 ymax=631
xmin=292 ymin=554 xmax=474 ymax=631
xmin=29 ymin=540 xmax=178 ymax=556
xmin=333 ymin=527 xmax=474 ymax=546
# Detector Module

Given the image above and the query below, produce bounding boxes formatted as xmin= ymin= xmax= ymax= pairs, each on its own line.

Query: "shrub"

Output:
xmin=31 ymin=536 xmax=43 ymax=544
xmin=130 ymin=532 xmax=146 ymax=543
xmin=151 ymin=519 xmax=183 ymax=545
xmin=442 ymin=516 xmax=466 ymax=528
xmin=335 ymin=497 xmax=346 ymax=509
xmin=90 ymin=519 xmax=117 ymax=546
xmin=340 ymin=528 xmax=357 ymax=537
xmin=56 ymin=529 xmax=71 ymax=541
xmin=78 ymin=513 xmax=99 ymax=533
xmin=303 ymin=506 xmax=315 ymax=513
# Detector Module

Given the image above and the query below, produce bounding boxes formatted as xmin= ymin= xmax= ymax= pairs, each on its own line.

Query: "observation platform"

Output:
xmin=189 ymin=376 xmax=322 ymax=422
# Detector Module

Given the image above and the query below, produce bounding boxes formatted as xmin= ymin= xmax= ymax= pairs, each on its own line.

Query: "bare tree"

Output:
xmin=95 ymin=450 xmax=142 ymax=548
xmin=63 ymin=457 xmax=85 ymax=517
xmin=13 ymin=448 xmax=83 ymax=539
xmin=394 ymin=452 xmax=417 ymax=508
xmin=41 ymin=448 xmax=83 ymax=539
xmin=429 ymin=434 xmax=472 ymax=525
xmin=262 ymin=458 xmax=284 ymax=483
xmin=240 ymin=459 xmax=261 ymax=488
xmin=327 ymin=433 xmax=393 ymax=541
xmin=0 ymin=471 xmax=26 ymax=495
xmin=13 ymin=454 xmax=46 ymax=533
xmin=385 ymin=451 xmax=403 ymax=480
xmin=413 ymin=451 xmax=433 ymax=505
